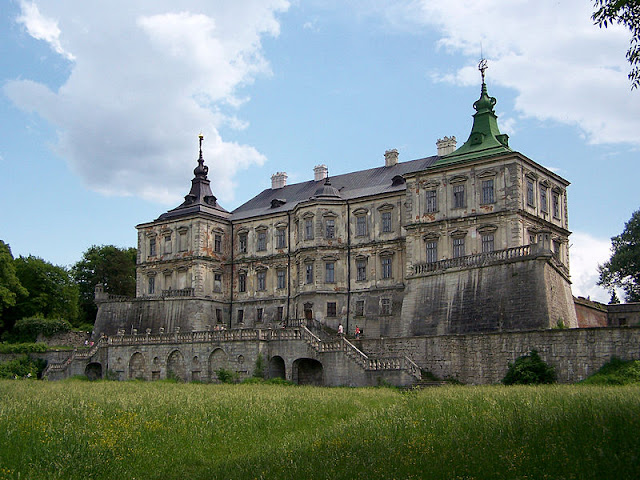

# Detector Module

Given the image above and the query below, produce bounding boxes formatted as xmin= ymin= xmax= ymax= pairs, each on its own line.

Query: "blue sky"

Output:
xmin=1 ymin=0 xmax=639 ymax=303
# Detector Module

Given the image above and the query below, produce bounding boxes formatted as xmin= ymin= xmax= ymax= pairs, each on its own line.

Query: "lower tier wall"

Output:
xmin=357 ymin=326 xmax=640 ymax=384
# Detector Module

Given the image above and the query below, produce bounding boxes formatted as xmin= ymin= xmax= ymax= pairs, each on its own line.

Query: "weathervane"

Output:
xmin=478 ymin=57 xmax=488 ymax=83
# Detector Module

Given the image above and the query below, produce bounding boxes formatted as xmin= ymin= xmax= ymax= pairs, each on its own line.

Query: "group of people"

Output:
xmin=337 ymin=324 xmax=363 ymax=339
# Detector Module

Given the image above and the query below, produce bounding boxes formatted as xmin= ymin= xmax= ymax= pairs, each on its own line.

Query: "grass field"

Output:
xmin=0 ymin=381 xmax=638 ymax=479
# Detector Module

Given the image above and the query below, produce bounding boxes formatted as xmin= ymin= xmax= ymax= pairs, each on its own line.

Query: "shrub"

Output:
xmin=502 ymin=350 xmax=556 ymax=385
xmin=581 ymin=357 xmax=640 ymax=385
xmin=216 ymin=368 xmax=238 ymax=384
xmin=0 ymin=355 xmax=46 ymax=379
xmin=10 ymin=316 xmax=72 ymax=343
xmin=253 ymin=353 xmax=265 ymax=379
xmin=0 ymin=342 xmax=48 ymax=354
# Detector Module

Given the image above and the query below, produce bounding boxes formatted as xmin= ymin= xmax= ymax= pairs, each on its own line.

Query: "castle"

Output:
xmin=47 ymin=68 xmax=639 ymax=386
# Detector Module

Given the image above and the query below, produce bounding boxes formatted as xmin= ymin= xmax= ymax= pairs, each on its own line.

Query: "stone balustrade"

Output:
xmin=411 ymin=245 xmax=532 ymax=276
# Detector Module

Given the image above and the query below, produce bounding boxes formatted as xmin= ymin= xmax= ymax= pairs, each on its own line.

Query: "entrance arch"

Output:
xmin=268 ymin=356 xmax=286 ymax=380
xmin=167 ymin=350 xmax=186 ymax=381
xmin=85 ymin=362 xmax=102 ymax=381
xmin=292 ymin=358 xmax=323 ymax=385
xmin=129 ymin=352 xmax=146 ymax=380
xmin=208 ymin=348 xmax=228 ymax=382
xmin=304 ymin=302 xmax=313 ymax=321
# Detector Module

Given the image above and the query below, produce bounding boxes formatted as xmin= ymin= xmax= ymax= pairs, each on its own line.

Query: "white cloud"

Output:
xmin=6 ymin=1 xmax=289 ymax=205
xmin=16 ymin=1 xmax=75 ymax=60
xmin=569 ymin=231 xmax=612 ymax=303
xmin=394 ymin=0 xmax=640 ymax=146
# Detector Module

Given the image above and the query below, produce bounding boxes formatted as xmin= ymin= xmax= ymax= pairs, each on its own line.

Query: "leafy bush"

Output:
xmin=581 ymin=357 xmax=640 ymax=385
xmin=502 ymin=350 xmax=556 ymax=385
xmin=0 ymin=355 xmax=46 ymax=379
xmin=215 ymin=368 xmax=238 ymax=384
xmin=253 ymin=353 xmax=265 ymax=379
xmin=0 ymin=342 xmax=47 ymax=354
xmin=10 ymin=316 xmax=72 ymax=342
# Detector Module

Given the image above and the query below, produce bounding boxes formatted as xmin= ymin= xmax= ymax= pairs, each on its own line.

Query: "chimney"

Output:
xmin=271 ymin=172 xmax=287 ymax=189
xmin=436 ymin=136 xmax=457 ymax=156
xmin=384 ymin=149 xmax=399 ymax=167
xmin=314 ymin=164 xmax=328 ymax=182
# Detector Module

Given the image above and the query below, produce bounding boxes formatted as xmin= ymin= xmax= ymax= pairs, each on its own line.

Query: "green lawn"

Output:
xmin=0 ymin=381 xmax=638 ymax=479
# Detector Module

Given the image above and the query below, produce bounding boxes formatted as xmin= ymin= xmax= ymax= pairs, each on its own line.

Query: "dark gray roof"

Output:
xmin=230 ymin=156 xmax=438 ymax=221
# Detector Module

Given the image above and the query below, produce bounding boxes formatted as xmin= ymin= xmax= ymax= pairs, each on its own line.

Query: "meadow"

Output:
xmin=0 ymin=381 xmax=638 ymax=480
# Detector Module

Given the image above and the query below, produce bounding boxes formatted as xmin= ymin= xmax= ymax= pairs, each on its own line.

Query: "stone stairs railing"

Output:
xmin=411 ymin=245 xmax=532 ymax=276
xmin=42 ymin=339 xmax=105 ymax=377
xmin=301 ymin=326 xmax=422 ymax=381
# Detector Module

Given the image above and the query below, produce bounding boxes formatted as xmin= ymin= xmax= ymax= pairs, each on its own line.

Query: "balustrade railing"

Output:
xmin=161 ymin=287 xmax=195 ymax=298
xmin=412 ymin=245 xmax=532 ymax=276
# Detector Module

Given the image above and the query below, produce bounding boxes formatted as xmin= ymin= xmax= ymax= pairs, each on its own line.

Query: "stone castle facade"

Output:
xmin=53 ymin=71 xmax=619 ymax=386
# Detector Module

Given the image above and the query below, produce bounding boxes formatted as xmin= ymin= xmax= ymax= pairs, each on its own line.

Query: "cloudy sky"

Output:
xmin=1 ymin=0 xmax=638 ymax=303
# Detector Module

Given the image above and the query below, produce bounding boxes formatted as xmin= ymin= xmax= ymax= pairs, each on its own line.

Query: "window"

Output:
xmin=356 ymin=215 xmax=367 ymax=236
xmin=257 ymin=231 xmax=266 ymax=251
xmin=305 ymin=219 xmax=314 ymax=240
xmin=276 ymin=228 xmax=286 ymax=249
xmin=540 ymin=186 xmax=548 ymax=213
xmin=305 ymin=263 xmax=314 ymax=284
xmin=381 ymin=211 xmax=392 ymax=233
xmin=356 ymin=260 xmax=367 ymax=281
xmin=526 ymin=178 xmax=535 ymax=207
xmin=325 ymin=219 xmax=335 ymax=239
xmin=355 ymin=300 xmax=364 ymax=317
xmin=148 ymin=276 xmax=155 ymax=295
xmin=552 ymin=192 xmax=560 ymax=218
xmin=239 ymin=233 xmax=248 ymax=253
xmin=164 ymin=273 xmax=172 ymax=290
xmin=426 ymin=240 xmax=438 ymax=263
xmin=325 ymin=262 xmax=335 ymax=283
xmin=481 ymin=234 xmax=494 ymax=253
xmin=237 ymin=309 xmax=244 ymax=324
xmin=238 ymin=273 xmax=246 ymax=293
xmin=257 ymin=271 xmax=266 ymax=291
xmin=453 ymin=237 xmax=465 ymax=258
xmin=276 ymin=306 xmax=284 ymax=322
xmin=381 ymin=257 xmax=392 ymax=279
xmin=426 ymin=190 xmax=438 ymax=213
xmin=164 ymin=235 xmax=172 ymax=254
xmin=214 ymin=273 xmax=222 ymax=292
xmin=216 ymin=308 xmax=222 ymax=324
xmin=453 ymin=184 xmax=465 ymax=208
xmin=214 ymin=234 xmax=222 ymax=253
xmin=149 ymin=238 xmax=156 ymax=257
xmin=380 ymin=298 xmax=391 ymax=315
xmin=256 ymin=308 xmax=263 ymax=323
xmin=178 ymin=231 xmax=187 ymax=252
xmin=327 ymin=302 xmax=337 ymax=317
xmin=277 ymin=269 xmax=286 ymax=289
xmin=481 ymin=179 xmax=495 ymax=204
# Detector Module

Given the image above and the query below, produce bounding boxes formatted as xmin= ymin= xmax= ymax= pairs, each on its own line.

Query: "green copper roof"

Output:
xmin=434 ymin=79 xmax=511 ymax=166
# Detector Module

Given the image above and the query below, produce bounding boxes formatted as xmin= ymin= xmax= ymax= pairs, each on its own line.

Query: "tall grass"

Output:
xmin=0 ymin=381 xmax=638 ymax=479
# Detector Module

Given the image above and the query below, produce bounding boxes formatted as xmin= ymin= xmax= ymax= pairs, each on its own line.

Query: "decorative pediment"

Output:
xmin=352 ymin=208 xmax=368 ymax=216
xmin=301 ymin=211 xmax=315 ymax=219
xmin=477 ymin=224 xmax=498 ymax=233
xmin=449 ymin=175 xmax=468 ymax=184
xmin=477 ymin=169 xmax=497 ymax=178
xmin=177 ymin=226 xmax=189 ymax=234
xmin=449 ymin=228 xmax=468 ymax=238
xmin=322 ymin=255 xmax=338 ymax=261
xmin=377 ymin=203 xmax=394 ymax=212
xmin=274 ymin=221 xmax=288 ymax=229
xmin=421 ymin=179 xmax=440 ymax=188
xmin=322 ymin=211 xmax=338 ymax=218
xmin=540 ymin=179 xmax=551 ymax=188
xmin=255 ymin=225 xmax=268 ymax=232
xmin=423 ymin=232 xmax=440 ymax=241
xmin=525 ymin=171 xmax=538 ymax=180
xmin=379 ymin=249 xmax=395 ymax=257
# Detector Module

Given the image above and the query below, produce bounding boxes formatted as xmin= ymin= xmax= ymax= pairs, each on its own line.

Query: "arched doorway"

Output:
xmin=208 ymin=348 xmax=228 ymax=382
xmin=268 ymin=356 xmax=286 ymax=380
xmin=167 ymin=350 xmax=186 ymax=381
xmin=304 ymin=302 xmax=313 ymax=321
xmin=85 ymin=362 xmax=102 ymax=381
xmin=292 ymin=358 xmax=323 ymax=385
xmin=129 ymin=352 xmax=146 ymax=380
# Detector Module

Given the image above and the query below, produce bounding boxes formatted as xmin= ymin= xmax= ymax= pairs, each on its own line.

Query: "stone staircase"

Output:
xmin=301 ymin=325 xmax=422 ymax=382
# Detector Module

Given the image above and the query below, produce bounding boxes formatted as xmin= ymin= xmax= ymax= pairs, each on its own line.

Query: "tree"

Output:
xmin=7 ymin=256 xmax=79 ymax=327
xmin=72 ymin=245 xmax=137 ymax=325
xmin=598 ymin=208 xmax=640 ymax=302
xmin=0 ymin=241 xmax=28 ymax=331
xmin=592 ymin=0 xmax=640 ymax=89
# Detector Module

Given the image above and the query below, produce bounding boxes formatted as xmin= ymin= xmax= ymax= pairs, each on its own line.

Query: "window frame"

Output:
xmin=277 ymin=269 xmax=286 ymax=290
xmin=326 ymin=302 xmax=337 ymax=317
xmin=380 ymin=298 xmax=391 ymax=316
xmin=425 ymin=189 xmax=438 ymax=213
xmin=453 ymin=184 xmax=465 ymax=209
xmin=381 ymin=256 xmax=392 ymax=279
xmin=452 ymin=237 xmax=465 ymax=258
xmin=325 ymin=219 xmax=335 ymax=239
xmin=481 ymin=233 xmax=495 ymax=253
xmin=257 ymin=231 xmax=267 ymax=251
xmin=325 ymin=262 xmax=335 ymax=283
xmin=257 ymin=271 xmax=266 ymax=291
xmin=481 ymin=179 xmax=495 ymax=205
xmin=305 ymin=263 xmax=314 ymax=285
xmin=381 ymin=211 xmax=392 ymax=233
xmin=356 ymin=215 xmax=368 ymax=237
xmin=426 ymin=240 xmax=438 ymax=263
xmin=275 ymin=228 xmax=287 ymax=249
xmin=238 ymin=272 xmax=247 ymax=293
xmin=238 ymin=233 xmax=248 ymax=253
xmin=356 ymin=259 xmax=367 ymax=281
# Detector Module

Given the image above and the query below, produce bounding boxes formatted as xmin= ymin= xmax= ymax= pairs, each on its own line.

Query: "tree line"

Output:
xmin=0 ymin=242 xmax=136 ymax=336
